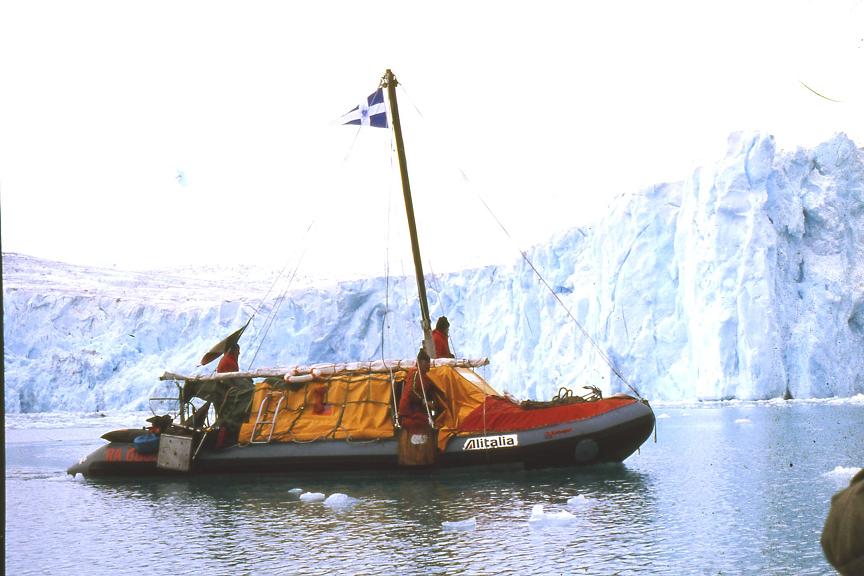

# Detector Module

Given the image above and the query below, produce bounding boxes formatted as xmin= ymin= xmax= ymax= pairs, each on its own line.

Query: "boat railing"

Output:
xmin=148 ymin=378 xmax=215 ymax=442
xmin=148 ymin=396 xmax=181 ymax=421
xmin=148 ymin=378 xmax=185 ymax=421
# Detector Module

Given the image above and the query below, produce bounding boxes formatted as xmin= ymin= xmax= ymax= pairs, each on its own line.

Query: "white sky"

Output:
xmin=1 ymin=0 xmax=862 ymax=278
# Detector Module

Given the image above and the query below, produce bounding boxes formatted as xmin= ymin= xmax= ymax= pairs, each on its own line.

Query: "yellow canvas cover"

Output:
xmin=430 ymin=366 xmax=499 ymax=450
xmin=238 ymin=372 xmax=396 ymax=443
xmin=237 ymin=365 xmax=500 ymax=449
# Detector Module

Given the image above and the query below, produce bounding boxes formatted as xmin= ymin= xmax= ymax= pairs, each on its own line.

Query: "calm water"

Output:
xmin=5 ymin=401 xmax=863 ymax=575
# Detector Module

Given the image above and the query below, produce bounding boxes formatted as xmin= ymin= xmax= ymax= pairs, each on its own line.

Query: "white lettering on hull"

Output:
xmin=462 ymin=434 xmax=518 ymax=451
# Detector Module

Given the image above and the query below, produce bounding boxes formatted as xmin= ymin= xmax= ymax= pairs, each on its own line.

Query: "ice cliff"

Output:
xmin=4 ymin=132 xmax=863 ymax=412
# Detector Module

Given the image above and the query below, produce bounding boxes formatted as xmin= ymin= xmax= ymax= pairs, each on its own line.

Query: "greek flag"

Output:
xmin=339 ymin=88 xmax=388 ymax=128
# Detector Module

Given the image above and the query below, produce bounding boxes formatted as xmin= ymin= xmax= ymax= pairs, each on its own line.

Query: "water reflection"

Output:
xmin=64 ymin=464 xmax=656 ymax=575
xmin=7 ymin=402 xmax=861 ymax=575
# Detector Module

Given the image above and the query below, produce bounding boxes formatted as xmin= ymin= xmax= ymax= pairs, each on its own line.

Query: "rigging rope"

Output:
xmin=415 ymin=369 xmax=435 ymax=429
xmin=477 ymin=192 xmax=643 ymax=399
xmin=247 ymin=225 xmax=314 ymax=369
xmin=381 ymin=174 xmax=401 ymax=425
xmin=425 ymin=266 xmax=457 ymax=358
xmin=249 ymin=122 xmax=366 ymax=370
xmin=399 ymin=82 xmax=642 ymax=399
xmin=273 ymin=83 xmax=645 ymax=410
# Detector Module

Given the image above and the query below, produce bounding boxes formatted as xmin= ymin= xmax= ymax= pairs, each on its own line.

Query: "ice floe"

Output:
xmin=566 ymin=494 xmax=594 ymax=508
xmin=528 ymin=504 xmax=576 ymax=525
xmin=299 ymin=491 xmax=326 ymax=502
xmin=442 ymin=517 xmax=477 ymax=531
xmin=324 ymin=493 xmax=358 ymax=509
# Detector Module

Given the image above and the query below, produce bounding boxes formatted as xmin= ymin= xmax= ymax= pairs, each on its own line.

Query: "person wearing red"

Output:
xmin=399 ymin=348 xmax=438 ymax=432
xmin=432 ymin=316 xmax=454 ymax=359
xmin=213 ymin=342 xmax=241 ymax=447
xmin=216 ymin=343 xmax=240 ymax=373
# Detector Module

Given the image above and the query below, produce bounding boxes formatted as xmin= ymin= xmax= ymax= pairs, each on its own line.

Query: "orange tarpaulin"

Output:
xmin=429 ymin=366 xmax=498 ymax=450
xmin=238 ymin=372 xmax=396 ymax=443
xmin=237 ymin=366 xmax=501 ymax=450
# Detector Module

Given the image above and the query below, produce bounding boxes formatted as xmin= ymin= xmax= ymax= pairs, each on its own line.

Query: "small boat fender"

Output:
xmin=133 ymin=433 xmax=160 ymax=454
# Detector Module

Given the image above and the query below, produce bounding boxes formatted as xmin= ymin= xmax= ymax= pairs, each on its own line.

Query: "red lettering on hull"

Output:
xmin=124 ymin=447 xmax=157 ymax=462
xmin=104 ymin=446 xmax=157 ymax=463
xmin=544 ymin=427 xmax=573 ymax=439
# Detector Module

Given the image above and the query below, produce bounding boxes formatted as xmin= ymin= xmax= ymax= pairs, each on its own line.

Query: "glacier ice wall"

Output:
xmin=3 ymin=132 xmax=863 ymax=412
xmin=546 ymin=132 xmax=864 ymax=401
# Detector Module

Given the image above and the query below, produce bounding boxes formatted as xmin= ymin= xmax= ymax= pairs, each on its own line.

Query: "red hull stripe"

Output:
xmin=459 ymin=396 xmax=637 ymax=433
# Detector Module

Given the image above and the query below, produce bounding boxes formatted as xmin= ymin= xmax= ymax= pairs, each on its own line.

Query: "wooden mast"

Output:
xmin=382 ymin=69 xmax=433 ymax=356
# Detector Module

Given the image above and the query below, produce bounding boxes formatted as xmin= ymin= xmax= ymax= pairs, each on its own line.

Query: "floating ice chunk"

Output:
xmin=820 ymin=394 xmax=864 ymax=405
xmin=734 ymin=418 xmax=752 ymax=425
xmin=299 ymin=491 xmax=326 ymax=502
xmin=288 ymin=488 xmax=304 ymax=495
xmin=822 ymin=466 xmax=862 ymax=480
xmin=324 ymin=493 xmax=358 ymax=509
xmin=529 ymin=504 xmax=545 ymax=521
xmin=566 ymin=494 xmax=592 ymax=507
xmin=528 ymin=504 xmax=576 ymax=525
xmin=656 ymin=413 xmax=672 ymax=419
xmin=442 ymin=517 xmax=477 ymax=531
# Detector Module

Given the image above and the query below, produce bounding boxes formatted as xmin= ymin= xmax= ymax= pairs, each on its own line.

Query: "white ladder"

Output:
xmin=250 ymin=392 xmax=286 ymax=444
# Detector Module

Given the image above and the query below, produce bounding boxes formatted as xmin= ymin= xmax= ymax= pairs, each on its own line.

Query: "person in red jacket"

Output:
xmin=432 ymin=316 xmax=454 ymax=359
xmin=216 ymin=343 xmax=240 ymax=373
xmin=213 ymin=342 xmax=241 ymax=447
xmin=399 ymin=348 xmax=438 ymax=432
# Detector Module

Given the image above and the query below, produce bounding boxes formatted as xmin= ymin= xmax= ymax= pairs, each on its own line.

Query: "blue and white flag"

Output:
xmin=339 ymin=88 xmax=388 ymax=128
